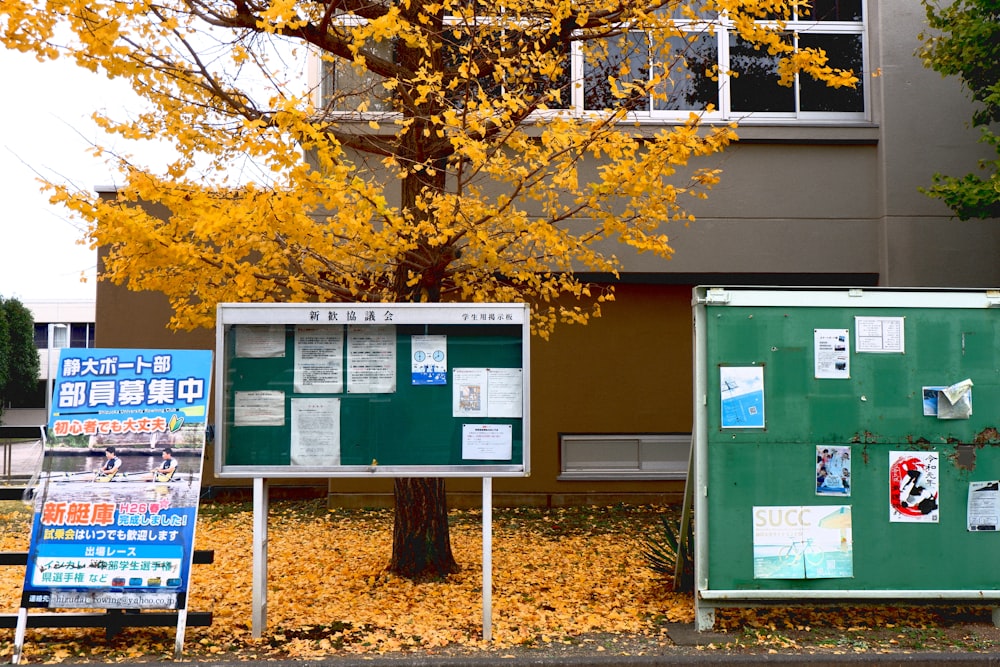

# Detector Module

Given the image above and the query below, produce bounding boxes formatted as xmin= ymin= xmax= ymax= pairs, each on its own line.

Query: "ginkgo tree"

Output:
xmin=1 ymin=0 xmax=854 ymax=577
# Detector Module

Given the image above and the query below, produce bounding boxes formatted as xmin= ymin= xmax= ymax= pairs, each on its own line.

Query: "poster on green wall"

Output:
xmin=720 ymin=366 xmax=765 ymax=428
xmin=752 ymin=506 xmax=854 ymax=580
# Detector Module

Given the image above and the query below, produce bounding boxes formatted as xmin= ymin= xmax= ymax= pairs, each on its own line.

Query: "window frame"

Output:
xmin=558 ymin=432 xmax=691 ymax=481
xmin=572 ymin=13 xmax=868 ymax=123
xmin=317 ymin=3 xmax=869 ymax=125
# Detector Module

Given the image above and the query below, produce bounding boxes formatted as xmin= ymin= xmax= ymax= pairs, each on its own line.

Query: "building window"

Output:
xmin=319 ymin=1 xmax=866 ymax=123
xmin=32 ymin=324 xmax=47 ymax=349
xmin=579 ymin=3 xmax=866 ymax=120
xmin=69 ymin=323 xmax=93 ymax=348
xmin=559 ymin=433 xmax=690 ymax=480
xmin=32 ymin=323 xmax=95 ymax=350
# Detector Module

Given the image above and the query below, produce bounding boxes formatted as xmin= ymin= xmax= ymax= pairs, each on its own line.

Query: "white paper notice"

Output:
xmin=234 ymin=390 xmax=285 ymax=426
xmin=855 ymin=316 xmax=905 ymax=353
xmin=290 ymin=398 xmax=341 ymax=466
xmin=462 ymin=423 xmax=513 ymax=460
xmin=814 ymin=329 xmax=850 ymax=379
xmin=235 ymin=325 xmax=286 ymax=358
xmin=486 ymin=368 xmax=523 ymax=418
xmin=294 ymin=325 xmax=344 ymax=393
xmin=968 ymin=481 xmax=1000 ymax=532
xmin=452 ymin=367 xmax=523 ymax=418
xmin=453 ymin=367 xmax=488 ymax=417
xmin=347 ymin=324 xmax=396 ymax=393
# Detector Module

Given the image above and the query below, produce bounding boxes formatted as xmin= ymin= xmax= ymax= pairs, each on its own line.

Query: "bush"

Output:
xmin=640 ymin=514 xmax=694 ymax=592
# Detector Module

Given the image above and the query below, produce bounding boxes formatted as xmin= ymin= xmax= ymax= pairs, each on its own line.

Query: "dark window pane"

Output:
xmin=505 ymin=33 xmax=571 ymax=109
xmin=799 ymin=33 xmax=864 ymax=112
xmin=584 ymin=32 xmax=650 ymax=111
xmin=442 ymin=27 xmax=505 ymax=109
xmin=324 ymin=39 xmax=396 ymax=112
xmin=655 ymin=0 xmax=718 ymax=20
xmin=69 ymin=323 xmax=90 ymax=348
xmin=729 ymin=35 xmax=794 ymax=112
xmin=802 ymin=0 xmax=863 ymax=21
xmin=33 ymin=324 xmax=47 ymax=349
xmin=540 ymin=52 xmax=572 ymax=109
xmin=654 ymin=33 xmax=719 ymax=111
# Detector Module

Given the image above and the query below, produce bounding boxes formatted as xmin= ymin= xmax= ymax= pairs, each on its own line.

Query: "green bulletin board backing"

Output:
xmin=692 ymin=287 xmax=1000 ymax=627
xmin=215 ymin=303 xmax=530 ymax=478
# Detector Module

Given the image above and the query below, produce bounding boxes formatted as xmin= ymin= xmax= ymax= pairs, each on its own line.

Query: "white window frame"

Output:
xmin=316 ymin=3 xmax=869 ymax=125
xmin=571 ymin=11 xmax=868 ymax=123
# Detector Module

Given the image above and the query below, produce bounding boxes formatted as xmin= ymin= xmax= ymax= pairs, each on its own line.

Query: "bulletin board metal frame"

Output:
xmin=692 ymin=286 xmax=1000 ymax=631
xmin=215 ymin=302 xmax=531 ymax=479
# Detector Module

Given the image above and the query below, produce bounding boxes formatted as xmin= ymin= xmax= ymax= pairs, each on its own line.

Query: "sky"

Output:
xmin=1 ymin=40 xmax=305 ymax=305
xmin=0 ymin=48 xmax=168 ymax=303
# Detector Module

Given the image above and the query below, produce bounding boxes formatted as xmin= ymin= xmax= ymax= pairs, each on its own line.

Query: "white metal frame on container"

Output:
xmin=692 ymin=286 xmax=1000 ymax=632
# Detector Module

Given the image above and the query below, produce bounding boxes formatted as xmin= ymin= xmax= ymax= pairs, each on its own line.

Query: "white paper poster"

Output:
xmin=411 ymin=334 xmax=447 ymax=385
xmin=752 ymin=505 xmax=853 ymax=579
xmin=235 ymin=324 xmax=286 ymax=358
xmin=234 ymin=390 xmax=285 ymax=426
xmin=294 ymin=325 xmax=344 ymax=393
xmin=347 ymin=324 xmax=396 ymax=393
xmin=889 ymin=451 xmax=939 ymax=522
xmin=452 ymin=367 xmax=523 ymax=418
xmin=814 ymin=328 xmax=850 ymax=379
xmin=855 ymin=316 xmax=905 ymax=353
xmin=484 ymin=368 xmax=523 ymax=418
xmin=290 ymin=397 xmax=341 ymax=466
xmin=462 ymin=423 xmax=513 ymax=460
xmin=968 ymin=481 xmax=1000 ymax=532
xmin=453 ymin=368 xmax=488 ymax=417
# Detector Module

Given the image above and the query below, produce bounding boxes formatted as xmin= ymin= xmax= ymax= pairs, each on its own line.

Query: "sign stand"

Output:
xmin=174 ymin=609 xmax=189 ymax=660
xmin=482 ymin=477 xmax=493 ymax=641
xmin=12 ymin=607 xmax=27 ymax=664
xmin=248 ymin=476 xmax=495 ymax=640
xmin=218 ymin=303 xmax=528 ymax=642
xmin=252 ymin=477 xmax=269 ymax=638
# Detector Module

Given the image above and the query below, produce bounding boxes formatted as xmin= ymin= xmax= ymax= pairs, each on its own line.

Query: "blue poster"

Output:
xmin=720 ymin=366 xmax=765 ymax=429
xmin=21 ymin=348 xmax=212 ymax=610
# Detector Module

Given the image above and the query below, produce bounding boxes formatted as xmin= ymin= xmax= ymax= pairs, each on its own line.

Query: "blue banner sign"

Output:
xmin=21 ymin=348 xmax=213 ymax=610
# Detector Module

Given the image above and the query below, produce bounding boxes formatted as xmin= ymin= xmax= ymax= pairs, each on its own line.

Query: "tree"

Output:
xmin=0 ymin=297 xmax=40 ymax=420
xmin=919 ymin=0 xmax=1000 ymax=220
xmin=1 ymin=0 xmax=853 ymax=576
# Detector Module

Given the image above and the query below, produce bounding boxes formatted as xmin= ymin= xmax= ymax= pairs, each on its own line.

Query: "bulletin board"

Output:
xmin=215 ymin=303 xmax=530 ymax=478
xmin=692 ymin=287 xmax=1000 ymax=629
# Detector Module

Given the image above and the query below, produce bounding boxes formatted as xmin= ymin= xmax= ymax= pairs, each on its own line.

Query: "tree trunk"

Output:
xmin=388 ymin=477 xmax=459 ymax=577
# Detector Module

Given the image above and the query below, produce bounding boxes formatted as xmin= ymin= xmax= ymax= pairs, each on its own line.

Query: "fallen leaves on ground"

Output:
xmin=3 ymin=501 xmax=998 ymax=663
xmin=0 ymin=501 xmax=689 ymax=662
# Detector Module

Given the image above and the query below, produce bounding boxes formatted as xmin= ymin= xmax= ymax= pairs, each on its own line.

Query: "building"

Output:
xmin=2 ymin=300 xmax=96 ymax=427
xmin=93 ymin=1 xmax=1000 ymax=506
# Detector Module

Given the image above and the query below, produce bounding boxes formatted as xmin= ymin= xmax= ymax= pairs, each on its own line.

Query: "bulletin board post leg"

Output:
xmin=482 ymin=476 xmax=493 ymax=642
xmin=694 ymin=599 xmax=715 ymax=632
xmin=12 ymin=607 xmax=28 ymax=664
xmin=252 ymin=477 xmax=270 ymax=638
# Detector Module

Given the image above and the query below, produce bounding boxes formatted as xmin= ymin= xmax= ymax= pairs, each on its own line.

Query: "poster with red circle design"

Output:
xmin=889 ymin=451 xmax=939 ymax=523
